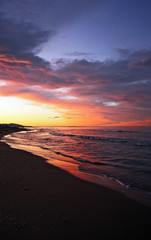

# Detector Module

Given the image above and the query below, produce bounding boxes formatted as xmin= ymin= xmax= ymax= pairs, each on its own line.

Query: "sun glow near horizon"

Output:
xmin=0 ymin=96 xmax=151 ymax=127
xmin=1 ymin=95 xmax=151 ymax=127
xmin=0 ymin=96 xmax=91 ymax=126
xmin=0 ymin=96 xmax=64 ymax=126
xmin=0 ymin=96 xmax=112 ymax=127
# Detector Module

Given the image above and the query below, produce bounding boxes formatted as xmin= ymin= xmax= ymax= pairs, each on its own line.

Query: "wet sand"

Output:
xmin=0 ymin=130 xmax=151 ymax=239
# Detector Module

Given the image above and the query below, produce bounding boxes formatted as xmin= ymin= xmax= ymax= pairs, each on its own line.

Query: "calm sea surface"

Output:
xmin=3 ymin=126 xmax=151 ymax=206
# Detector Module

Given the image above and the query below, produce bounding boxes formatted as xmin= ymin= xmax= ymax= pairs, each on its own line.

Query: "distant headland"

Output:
xmin=0 ymin=123 xmax=27 ymax=135
xmin=0 ymin=123 xmax=24 ymax=128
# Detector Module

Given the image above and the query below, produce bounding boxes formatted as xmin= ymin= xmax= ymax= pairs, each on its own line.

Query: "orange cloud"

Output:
xmin=0 ymin=48 xmax=151 ymax=126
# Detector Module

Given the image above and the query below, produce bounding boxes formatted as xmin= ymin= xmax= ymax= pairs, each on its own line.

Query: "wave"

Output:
xmin=54 ymin=151 xmax=131 ymax=170
xmin=78 ymin=166 xmax=151 ymax=193
xmin=49 ymin=131 xmax=151 ymax=146
xmin=78 ymin=166 xmax=131 ymax=189
xmin=91 ymin=129 xmax=137 ymax=133
xmin=55 ymin=151 xmax=107 ymax=165
xmin=4 ymin=129 xmax=151 ymax=197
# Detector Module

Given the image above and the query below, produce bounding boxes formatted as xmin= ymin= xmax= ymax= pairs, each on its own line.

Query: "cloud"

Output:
xmin=0 ymin=6 xmax=151 ymax=128
xmin=0 ymin=13 xmax=51 ymax=57
xmin=0 ymin=10 xmax=55 ymax=91
xmin=1 ymin=1 xmax=150 ymax=125
xmin=0 ymin=0 xmax=102 ymax=31
xmin=49 ymin=116 xmax=60 ymax=119
xmin=64 ymin=51 xmax=96 ymax=57
xmin=54 ymin=49 xmax=151 ymax=122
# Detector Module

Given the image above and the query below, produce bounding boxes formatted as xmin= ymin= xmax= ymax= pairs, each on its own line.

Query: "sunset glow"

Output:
xmin=0 ymin=0 xmax=151 ymax=126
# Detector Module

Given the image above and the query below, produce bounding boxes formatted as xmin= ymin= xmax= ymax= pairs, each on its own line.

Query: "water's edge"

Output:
xmin=2 ymin=131 xmax=151 ymax=208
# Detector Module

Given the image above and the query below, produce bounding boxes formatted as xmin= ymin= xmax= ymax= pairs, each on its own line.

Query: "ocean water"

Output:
xmin=2 ymin=126 xmax=151 ymax=206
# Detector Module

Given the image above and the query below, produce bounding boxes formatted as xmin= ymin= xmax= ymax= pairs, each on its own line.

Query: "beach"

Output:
xmin=0 ymin=129 xmax=151 ymax=240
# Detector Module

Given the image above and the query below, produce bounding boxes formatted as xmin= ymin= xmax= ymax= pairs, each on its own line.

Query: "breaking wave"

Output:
xmin=49 ymin=131 xmax=151 ymax=146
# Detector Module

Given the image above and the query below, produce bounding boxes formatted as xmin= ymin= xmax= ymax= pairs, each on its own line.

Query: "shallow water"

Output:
xmin=3 ymin=126 xmax=151 ymax=206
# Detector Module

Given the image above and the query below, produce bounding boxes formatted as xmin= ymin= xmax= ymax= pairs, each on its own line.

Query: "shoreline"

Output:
xmin=0 ymin=130 xmax=151 ymax=239
xmin=3 ymin=130 xmax=151 ymax=208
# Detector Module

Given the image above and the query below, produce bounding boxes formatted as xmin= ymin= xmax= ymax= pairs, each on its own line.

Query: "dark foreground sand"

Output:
xmin=0 ymin=130 xmax=151 ymax=240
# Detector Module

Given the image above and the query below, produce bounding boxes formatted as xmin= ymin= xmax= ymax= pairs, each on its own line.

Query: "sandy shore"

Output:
xmin=0 ymin=130 xmax=151 ymax=240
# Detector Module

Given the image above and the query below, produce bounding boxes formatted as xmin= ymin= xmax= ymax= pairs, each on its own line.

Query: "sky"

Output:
xmin=0 ymin=0 xmax=151 ymax=126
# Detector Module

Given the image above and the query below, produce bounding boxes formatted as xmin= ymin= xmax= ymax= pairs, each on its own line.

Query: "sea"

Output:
xmin=2 ymin=126 xmax=151 ymax=206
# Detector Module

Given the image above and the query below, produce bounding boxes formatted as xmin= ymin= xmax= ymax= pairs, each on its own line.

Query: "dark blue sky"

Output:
xmin=38 ymin=0 xmax=151 ymax=61
xmin=1 ymin=0 xmax=151 ymax=61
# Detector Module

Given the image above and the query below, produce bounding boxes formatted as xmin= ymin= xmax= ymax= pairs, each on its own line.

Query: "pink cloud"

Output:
xmin=0 ymin=48 xmax=151 ymax=125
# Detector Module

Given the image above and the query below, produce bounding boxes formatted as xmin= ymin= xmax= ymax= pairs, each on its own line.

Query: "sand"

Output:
xmin=0 ymin=129 xmax=151 ymax=240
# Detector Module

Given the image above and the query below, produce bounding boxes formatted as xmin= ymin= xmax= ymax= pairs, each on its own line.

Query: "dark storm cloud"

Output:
xmin=0 ymin=0 xmax=102 ymax=31
xmin=64 ymin=51 xmax=95 ymax=57
xmin=57 ymin=57 xmax=151 ymax=91
xmin=56 ymin=49 xmax=151 ymax=111
xmin=0 ymin=0 xmax=102 ymax=68
xmin=0 ymin=0 xmax=102 ymax=85
xmin=61 ymin=49 xmax=151 ymax=83
xmin=0 ymin=12 xmax=51 ymax=56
